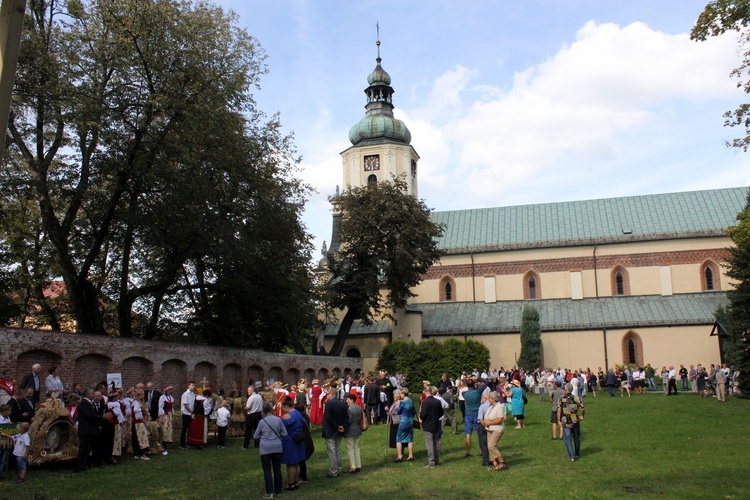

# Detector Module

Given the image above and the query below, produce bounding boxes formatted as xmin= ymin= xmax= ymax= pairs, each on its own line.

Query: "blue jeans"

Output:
xmin=563 ymin=424 xmax=581 ymax=459
xmin=260 ymin=452 xmax=282 ymax=495
xmin=647 ymin=378 xmax=656 ymax=390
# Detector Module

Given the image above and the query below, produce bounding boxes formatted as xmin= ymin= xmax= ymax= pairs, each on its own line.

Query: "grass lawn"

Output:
xmin=1 ymin=391 xmax=748 ymax=499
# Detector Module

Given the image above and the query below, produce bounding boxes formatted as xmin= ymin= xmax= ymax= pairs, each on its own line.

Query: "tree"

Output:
xmin=377 ymin=339 xmax=489 ymax=393
xmin=724 ymin=190 xmax=750 ymax=396
xmin=3 ymin=0 xmax=315 ymax=351
xmin=322 ymin=177 xmax=445 ymax=356
xmin=517 ymin=304 xmax=542 ymax=370
xmin=692 ymin=0 xmax=750 ymax=150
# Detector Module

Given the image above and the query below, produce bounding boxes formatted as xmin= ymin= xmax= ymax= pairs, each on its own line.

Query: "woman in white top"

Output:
xmin=482 ymin=391 xmax=506 ymax=471
xmin=45 ymin=367 xmax=64 ymax=399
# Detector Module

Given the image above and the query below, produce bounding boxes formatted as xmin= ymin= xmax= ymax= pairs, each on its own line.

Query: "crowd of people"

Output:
xmin=0 ymin=360 xmax=737 ymax=494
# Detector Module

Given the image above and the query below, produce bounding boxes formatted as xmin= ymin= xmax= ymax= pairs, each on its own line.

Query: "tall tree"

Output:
xmin=724 ymin=190 xmax=750 ymax=396
xmin=4 ymin=0 xmax=315 ymax=350
xmin=517 ymin=304 xmax=542 ymax=370
xmin=322 ymin=177 xmax=444 ymax=356
xmin=692 ymin=0 xmax=750 ymax=150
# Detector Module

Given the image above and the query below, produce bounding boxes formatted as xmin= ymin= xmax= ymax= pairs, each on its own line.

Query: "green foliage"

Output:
xmin=3 ymin=0 xmax=315 ymax=350
xmin=692 ymin=0 xmax=750 ymax=150
xmin=724 ymin=190 xmax=750 ymax=396
xmin=323 ymin=177 xmax=445 ymax=355
xmin=377 ymin=338 xmax=489 ymax=392
xmin=517 ymin=304 xmax=542 ymax=370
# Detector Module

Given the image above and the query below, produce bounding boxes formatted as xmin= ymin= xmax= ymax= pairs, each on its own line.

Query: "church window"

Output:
xmin=700 ymin=261 xmax=720 ymax=291
xmin=611 ymin=266 xmax=630 ymax=296
xmin=621 ymin=330 xmax=643 ymax=366
xmin=346 ymin=347 xmax=362 ymax=358
xmin=439 ymin=276 xmax=456 ymax=302
xmin=367 ymin=174 xmax=377 ymax=187
xmin=523 ymin=270 xmax=541 ymax=300
xmin=411 ymin=159 xmax=417 ymax=177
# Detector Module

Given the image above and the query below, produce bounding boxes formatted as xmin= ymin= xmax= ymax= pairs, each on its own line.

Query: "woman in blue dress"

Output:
xmin=281 ymin=398 xmax=306 ymax=491
xmin=395 ymin=387 xmax=415 ymax=461
xmin=509 ymin=379 xmax=526 ymax=429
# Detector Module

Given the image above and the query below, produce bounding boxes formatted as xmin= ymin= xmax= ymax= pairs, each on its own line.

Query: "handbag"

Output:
xmin=293 ymin=432 xmax=305 ymax=443
xmin=413 ymin=419 xmax=421 ymax=430
xmin=361 ymin=408 xmax=369 ymax=432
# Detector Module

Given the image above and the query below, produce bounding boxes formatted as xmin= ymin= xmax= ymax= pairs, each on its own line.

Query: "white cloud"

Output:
xmin=405 ymin=21 xmax=744 ymax=209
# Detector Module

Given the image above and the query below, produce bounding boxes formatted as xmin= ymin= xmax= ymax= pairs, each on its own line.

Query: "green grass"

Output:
xmin=1 ymin=392 xmax=748 ymax=499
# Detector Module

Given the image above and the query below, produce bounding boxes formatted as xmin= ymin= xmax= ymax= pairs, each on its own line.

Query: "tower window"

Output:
xmin=411 ymin=159 xmax=417 ymax=177
xmin=367 ymin=174 xmax=377 ymax=187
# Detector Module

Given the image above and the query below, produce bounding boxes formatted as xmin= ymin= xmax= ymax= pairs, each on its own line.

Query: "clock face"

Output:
xmin=364 ymin=155 xmax=380 ymax=171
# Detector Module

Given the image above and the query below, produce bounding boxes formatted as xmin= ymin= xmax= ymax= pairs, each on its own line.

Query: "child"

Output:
xmin=216 ymin=401 xmax=230 ymax=449
xmin=13 ymin=422 xmax=30 ymax=484
xmin=0 ymin=404 xmax=11 ymax=481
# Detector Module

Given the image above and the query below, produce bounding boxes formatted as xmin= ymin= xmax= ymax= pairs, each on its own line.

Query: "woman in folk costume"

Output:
xmin=187 ymin=388 xmax=212 ymax=448
xmin=122 ymin=387 xmax=134 ymax=454
xmin=107 ymin=390 xmax=125 ymax=464
xmin=131 ymin=392 xmax=151 ymax=460
xmin=351 ymin=380 xmax=363 ymax=408
xmin=309 ymin=379 xmax=322 ymax=425
xmin=66 ymin=393 xmax=80 ymax=426
xmin=273 ymin=382 xmax=289 ymax=418
xmin=158 ymin=385 xmax=175 ymax=455
xmin=0 ymin=369 xmax=16 ymax=405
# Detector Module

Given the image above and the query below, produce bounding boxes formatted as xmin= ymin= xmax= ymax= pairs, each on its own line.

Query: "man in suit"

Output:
xmin=144 ymin=382 xmax=161 ymax=421
xmin=9 ymin=388 xmax=33 ymax=423
xmin=322 ymin=385 xmax=349 ymax=478
xmin=362 ymin=377 xmax=380 ymax=424
xmin=19 ymin=363 xmax=42 ymax=407
xmin=75 ymin=388 xmax=112 ymax=473
xmin=419 ymin=385 xmax=444 ymax=468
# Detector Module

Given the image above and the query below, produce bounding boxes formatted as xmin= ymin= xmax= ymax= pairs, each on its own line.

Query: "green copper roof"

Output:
xmin=349 ymin=114 xmax=412 ymax=145
xmin=323 ymin=293 xmax=726 ymax=337
xmin=367 ymin=63 xmax=391 ymax=86
xmin=431 ymin=187 xmax=748 ymax=254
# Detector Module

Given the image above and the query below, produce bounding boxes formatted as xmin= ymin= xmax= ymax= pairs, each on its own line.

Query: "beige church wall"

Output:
xmin=670 ymin=263 xmax=703 ymax=293
xmin=537 ymin=271 xmax=572 ymax=300
xmin=540 ymin=330 xmax=607 ymax=370
xmin=495 ymin=275 xmax=522 ymax=301
xmin=393 ymin=309 xmax=423 ymax=343
xmin=604 ymin=326 xmax=721 ymax=371
xmin=324 ymin=335 xmax=390 ymax=361
xmin=628 ymin=266 xmax=661 ymax=296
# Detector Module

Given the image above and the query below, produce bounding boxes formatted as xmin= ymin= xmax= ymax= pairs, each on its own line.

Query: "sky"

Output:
xmin=216 ymin=1 xmax=749 ymax=256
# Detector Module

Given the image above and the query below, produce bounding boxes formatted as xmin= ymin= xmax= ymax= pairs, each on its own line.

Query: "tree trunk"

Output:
xmin=327 ymin=307 xmax=357 ymax=357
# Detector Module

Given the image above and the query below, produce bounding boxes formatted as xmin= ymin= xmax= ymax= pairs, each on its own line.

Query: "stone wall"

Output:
xmin=0 ymin=328 xmax=361 ymax=394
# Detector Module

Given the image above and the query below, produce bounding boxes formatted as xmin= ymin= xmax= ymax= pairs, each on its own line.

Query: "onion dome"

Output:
xmin=348 ymin=39 xmax=411 ymax=146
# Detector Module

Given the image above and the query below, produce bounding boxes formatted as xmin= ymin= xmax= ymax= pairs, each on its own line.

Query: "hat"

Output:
xmin=311 ymin=379 xmax=319 ymax=385
xmin=511 ymin=379 xmax=521 ymax=387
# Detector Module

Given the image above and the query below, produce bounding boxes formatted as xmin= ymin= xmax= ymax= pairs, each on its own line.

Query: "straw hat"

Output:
xmin=511 ymin=379 xmax=521 ymax=387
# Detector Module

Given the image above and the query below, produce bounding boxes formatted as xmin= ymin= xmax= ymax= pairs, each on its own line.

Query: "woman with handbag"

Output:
xmin=254 ymin=402 xmax=287 ymax=499
xmin=280 ymin=397 xmax=306 ymax=491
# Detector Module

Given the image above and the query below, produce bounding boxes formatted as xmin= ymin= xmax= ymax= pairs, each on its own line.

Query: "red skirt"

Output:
xmin=187 ymin=415 xmax=207 ymax=445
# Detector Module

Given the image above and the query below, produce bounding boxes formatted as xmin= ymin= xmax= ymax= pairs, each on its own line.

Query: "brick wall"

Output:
xmin=0 ymin=328 xmax=362 ymax=395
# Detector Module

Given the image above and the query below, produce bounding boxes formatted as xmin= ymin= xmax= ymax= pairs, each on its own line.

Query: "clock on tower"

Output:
xmin=364 ymin=155 xmax=380 ymax=171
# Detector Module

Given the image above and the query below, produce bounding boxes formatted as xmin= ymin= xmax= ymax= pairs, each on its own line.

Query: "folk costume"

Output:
xmin=131 ymin=398 xmax=150 ymax=459
xmin=158 ymin=388 xmax=175 ymax=451
xmin=108 ymin=396 xmax=126 ymax=459
xmin=273 ymin=383 xmax=289 ymax=418
xmin=0 ymin=376 xmax=16 ymax=405
xmin=309 ymin=382 xmax=323 ymax=425
xmin=187 ymin=392 xmax=212 ymax=447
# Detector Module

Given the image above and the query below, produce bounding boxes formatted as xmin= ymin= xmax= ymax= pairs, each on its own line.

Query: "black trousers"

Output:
xmin=477 ymin=424 xmax=490 ymax=466
xmin=99 ymin=423 xmax=115 ymax=463
xmin=668 ymin=379 xmax=678 ymax=395
xmin=76 ymin=435 xmax=94 ymax=472
xmin=180 ymin=414 xmax=191 ymax=447
xmin=243 ymin=412 xmax=261 ymax=448
xmin=217 ymin=426 xmax=227 ymax=446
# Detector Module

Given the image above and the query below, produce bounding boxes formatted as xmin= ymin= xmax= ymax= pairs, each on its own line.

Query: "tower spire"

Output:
xmin=376 ymin=22 xmax=381 ymax=63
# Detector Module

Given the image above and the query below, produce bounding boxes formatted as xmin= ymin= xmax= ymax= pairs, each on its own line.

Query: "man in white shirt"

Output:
xmin=179 ymin=382 xmax=196 ymax=448
xmin=242 ymin=384 xmax=264 ymax=449
xmin=667 ymin=367 xmax=678 ymax=396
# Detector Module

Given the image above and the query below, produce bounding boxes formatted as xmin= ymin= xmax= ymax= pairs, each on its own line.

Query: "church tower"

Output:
xmin=327 ymin=36 xmax=420 ymax=262
xmin=340 ymin=37 xmax=419 ymax=196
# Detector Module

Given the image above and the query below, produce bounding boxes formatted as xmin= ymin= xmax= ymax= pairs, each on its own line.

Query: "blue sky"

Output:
xmin=217 ymin=1 xmax=749 ymax=254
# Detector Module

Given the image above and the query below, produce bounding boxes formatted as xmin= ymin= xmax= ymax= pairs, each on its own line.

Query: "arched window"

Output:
xmin=439 ymin=276 xmax=456 ymax=302
xmin=523 ymin=270 xmax=541 ymax=300
xmin=701 ymin=261 xmax=720 ymax=291
xmin=621 ymin=330 xmax=644 ymax=366
xmin=611 ymin=266 xmax=630 ymax=296
xmin=367 ymin=174 xmax=377 ymax=187
xmin=345 ymin=347 xmax=361 ymax=358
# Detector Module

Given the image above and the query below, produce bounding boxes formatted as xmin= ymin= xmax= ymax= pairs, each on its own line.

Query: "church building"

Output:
xmin=321 ymin=47 xmax=746 ymax=374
